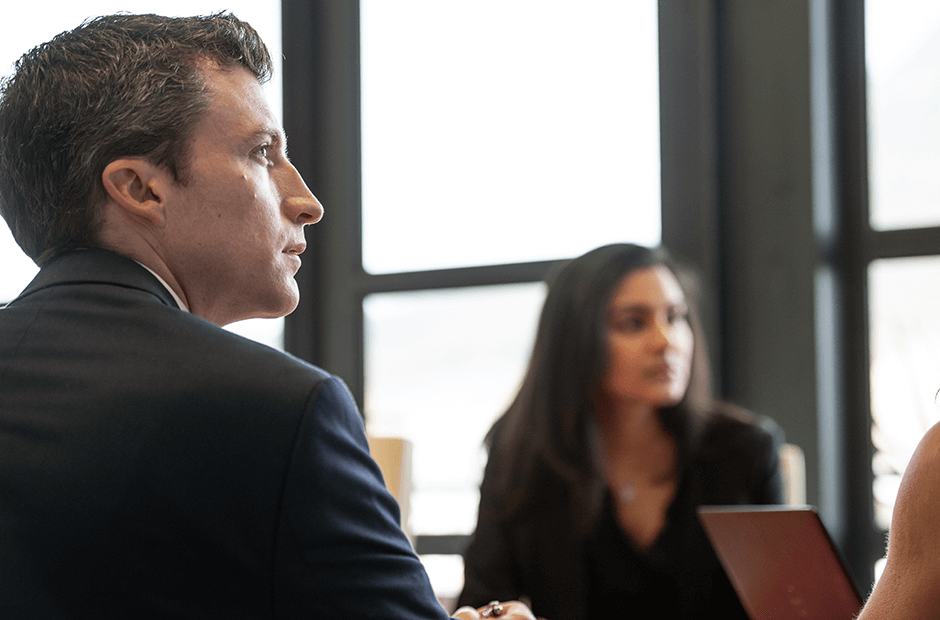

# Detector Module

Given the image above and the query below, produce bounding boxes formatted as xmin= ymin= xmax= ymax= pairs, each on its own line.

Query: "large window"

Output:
xmin=0 ymin=2 xmax=284 ymax=349
xmin=282 ymin=0 xmax=937 ymax=602
xmin=357 ymin=0 xmax=662 ymax=602
xmin=864 ymin=0 xmax=940 ymax=570
xmin=360 ymin=0 xmax=661 ymax=274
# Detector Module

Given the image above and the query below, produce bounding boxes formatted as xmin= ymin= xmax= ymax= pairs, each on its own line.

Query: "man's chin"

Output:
xmin=214 ymin=290 xmax=299 ymax=326
xmin=255 ymin=296 xmax=300 ymax=321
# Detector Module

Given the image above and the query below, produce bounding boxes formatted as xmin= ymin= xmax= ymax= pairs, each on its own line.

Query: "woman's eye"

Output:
xmin=613 ymin=316 xmax=645 ymax=332
xmin=668 ymin=308 xmax=689 ymax=324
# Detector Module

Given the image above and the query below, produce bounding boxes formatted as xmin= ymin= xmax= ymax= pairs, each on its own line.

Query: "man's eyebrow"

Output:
xmin=251 ymin=126 xmax=287 ymax=149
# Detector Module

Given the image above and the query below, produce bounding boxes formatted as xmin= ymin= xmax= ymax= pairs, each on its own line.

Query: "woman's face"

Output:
xmin=599 ymin=265 xmax=694 ymax=409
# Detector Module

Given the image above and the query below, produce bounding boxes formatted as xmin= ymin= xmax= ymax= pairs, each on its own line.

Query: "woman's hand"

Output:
xmin=452 ymin=600 xmax=542 ymax=620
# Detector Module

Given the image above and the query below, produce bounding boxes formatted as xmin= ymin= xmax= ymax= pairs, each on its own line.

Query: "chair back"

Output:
xmin=779 ymin=442 xmax=806 ymax=505
xmin=367 ymin=435 xmax=413 ymax=536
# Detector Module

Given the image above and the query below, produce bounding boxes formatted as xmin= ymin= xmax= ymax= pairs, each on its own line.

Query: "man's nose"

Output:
xmin=282 ymin=162 xmax=324 ymax=225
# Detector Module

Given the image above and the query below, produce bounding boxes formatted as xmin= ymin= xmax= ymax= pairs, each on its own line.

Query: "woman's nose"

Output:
xmin=649 ymin=318 xmax=672 ymax=349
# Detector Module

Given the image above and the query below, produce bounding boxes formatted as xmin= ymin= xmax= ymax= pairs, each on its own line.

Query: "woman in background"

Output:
xmin=456 ymin=243 xmax=784 ymax=619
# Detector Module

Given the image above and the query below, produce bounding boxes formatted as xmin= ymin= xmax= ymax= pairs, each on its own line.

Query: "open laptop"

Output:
xmin=697 ymin=506 xmax=864 ymax=620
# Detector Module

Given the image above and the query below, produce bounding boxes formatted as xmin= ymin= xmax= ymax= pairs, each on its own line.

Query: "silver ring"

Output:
xmin=481 ymin=600 xmax=504 ymax=617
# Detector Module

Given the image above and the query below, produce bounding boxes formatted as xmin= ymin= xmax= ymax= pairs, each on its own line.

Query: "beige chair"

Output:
xmin=779 ymin=442 xmax=806 ymax=506
xmin=366 ymin=435 xmax=413 ymax=537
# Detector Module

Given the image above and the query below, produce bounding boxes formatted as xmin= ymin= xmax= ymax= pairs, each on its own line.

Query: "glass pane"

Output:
xmin=363 ymin=283 xmax=546 ymax=597
xmin=869 ymin=256 xmax=940 ymax=530
xmin=224 ymin=317 xmax=286 ymax=352
xmin=0 ymin=223 xmax=37 ymax=303
xmin=360 ymin=1 xmax=661 ymax=274
xmin=2 ymin=1 xmax=284 ymax=348
xmin=865 ymin=0 xmax=940 ymax=230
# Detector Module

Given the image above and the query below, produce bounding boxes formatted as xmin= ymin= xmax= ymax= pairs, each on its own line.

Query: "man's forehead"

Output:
xmin=196 ymin=62 xmax=280 ymax=134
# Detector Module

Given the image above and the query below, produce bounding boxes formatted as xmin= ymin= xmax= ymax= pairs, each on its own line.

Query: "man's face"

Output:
xmin=159 ymin=63 xmax=322 ymax=326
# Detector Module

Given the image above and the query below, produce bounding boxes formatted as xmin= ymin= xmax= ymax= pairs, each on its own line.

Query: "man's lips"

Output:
xmin=283 ymin=244 xmax=305 ymax=273
xmin=285 ymin=242 xmax=306 ymax=256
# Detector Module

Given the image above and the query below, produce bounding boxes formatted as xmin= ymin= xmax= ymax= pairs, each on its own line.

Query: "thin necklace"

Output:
xmin=618 ymin=482 xmax=638 ymax=503
xmin=612 ymin=460 xmax=676 ymax=504
xmin=604 ymin=422 xmax=677 ymax=505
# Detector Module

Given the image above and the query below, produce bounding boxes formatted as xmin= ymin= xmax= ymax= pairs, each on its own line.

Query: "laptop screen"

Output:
xmin=697 ymin=506 xmax=864 ymax=620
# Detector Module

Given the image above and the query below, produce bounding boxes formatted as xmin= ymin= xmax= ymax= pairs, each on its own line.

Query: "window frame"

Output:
xmin=834 ymin=0 xmax=940 ymax=581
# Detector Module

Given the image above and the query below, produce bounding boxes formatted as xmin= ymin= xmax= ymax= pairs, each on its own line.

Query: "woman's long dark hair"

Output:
xmin=484 ymin=243 xmax=715 ymax=532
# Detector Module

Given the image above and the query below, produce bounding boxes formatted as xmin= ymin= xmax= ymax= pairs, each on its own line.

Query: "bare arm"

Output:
xmin=857 ymin=421 xmax=940 ymax=619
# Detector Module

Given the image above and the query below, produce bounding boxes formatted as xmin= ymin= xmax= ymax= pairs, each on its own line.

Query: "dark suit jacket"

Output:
xmin=0 ymin=248 xmax=451 ymax=619
xmin=457 ymin=411 xmax=784 ymax=620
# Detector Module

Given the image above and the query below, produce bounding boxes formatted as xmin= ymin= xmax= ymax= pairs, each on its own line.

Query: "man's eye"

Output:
xmin=252 ymin=145 xmax=271 ymax=162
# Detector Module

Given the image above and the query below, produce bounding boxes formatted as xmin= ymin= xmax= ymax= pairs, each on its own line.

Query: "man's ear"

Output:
xmin=101 ymin=158 xmax=169 ymax=227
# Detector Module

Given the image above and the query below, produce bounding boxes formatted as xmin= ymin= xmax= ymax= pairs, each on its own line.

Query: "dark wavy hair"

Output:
xmin=485 ymin=243 xmax=715 ymax=531
xmin=0 ymin=12 xmax=273 ymax=265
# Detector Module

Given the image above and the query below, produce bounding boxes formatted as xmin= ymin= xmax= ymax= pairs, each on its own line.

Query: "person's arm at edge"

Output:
xmin=856 ymin=421 xmax=940 ymax=619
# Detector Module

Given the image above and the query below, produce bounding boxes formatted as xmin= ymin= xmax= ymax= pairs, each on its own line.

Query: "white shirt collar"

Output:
xmin=135 ymin=261 xmax=189 ymax=313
